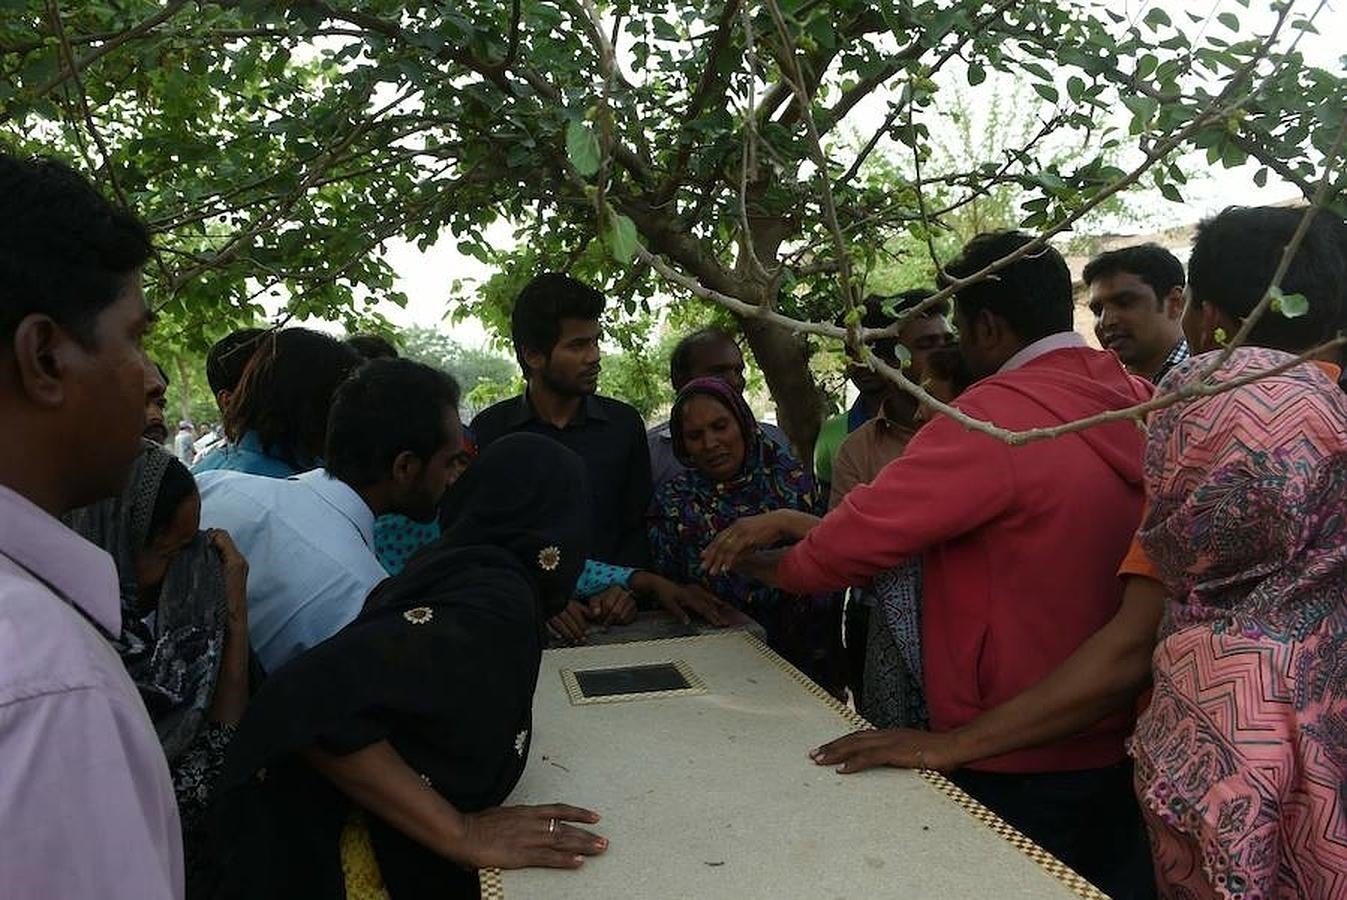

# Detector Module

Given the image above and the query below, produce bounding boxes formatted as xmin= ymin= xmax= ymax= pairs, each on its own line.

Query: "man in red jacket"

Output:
xmin=709 ymin=232 xmax=1156 ymax=898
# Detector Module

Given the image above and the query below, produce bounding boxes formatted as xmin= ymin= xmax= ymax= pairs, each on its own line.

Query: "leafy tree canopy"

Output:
xmin=3 ymin=0 xmax=1342 ymax=450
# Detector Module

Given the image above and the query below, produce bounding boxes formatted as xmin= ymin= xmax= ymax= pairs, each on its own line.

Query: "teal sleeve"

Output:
xmin=574 ymin=559 xmax=637 ymax=599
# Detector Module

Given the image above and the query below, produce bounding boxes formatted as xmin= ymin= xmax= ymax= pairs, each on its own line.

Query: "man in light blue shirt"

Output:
xmin=199 ymin=359 xmax=463 ymax=671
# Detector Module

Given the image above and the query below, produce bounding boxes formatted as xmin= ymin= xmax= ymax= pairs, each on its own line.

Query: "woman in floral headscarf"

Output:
xmin=648 ymin=377 xmax=843 ymax=693
xmin=1131 ymin=347 xmax=1347 ymax=899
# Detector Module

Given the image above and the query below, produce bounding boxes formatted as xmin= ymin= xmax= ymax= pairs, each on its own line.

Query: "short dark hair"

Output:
xmin=1188 ymin=205 xmax=1346 ymax=353
xmin=145 ymin=457 xmax=197 ymax=546
xmin=206 ymin=327 xmax=266 ymax=395
xmin=0 ymin=154 xmax=152 ymax=349
xmin=510 ymin=273 xmax=606 ymax=375
xmin=224 ymin=328 xmax=362 ymax=470
xmin=886 ymin=288 xmax=950 ymax=323
xmin=325 ymin=358 xmax=462 ymax=488
xmin=345 ymin=334 xmax=400 ymax=361
xmin=925 ymin=346 xmax=975 ymax=396
xmin=1082 ymin=243 xmax=1186 ymax=308
xmin=670 ymin=327 xmax=738 ymax=388
xmin=942 ymin=231 xmax=1073 ymax=343
xmin=153 ymin=362 xmax=170 ymax=388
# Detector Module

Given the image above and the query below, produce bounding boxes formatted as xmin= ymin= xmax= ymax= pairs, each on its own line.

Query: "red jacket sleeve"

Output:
xmin=777 ymin=411 xmax=1016 ymax=593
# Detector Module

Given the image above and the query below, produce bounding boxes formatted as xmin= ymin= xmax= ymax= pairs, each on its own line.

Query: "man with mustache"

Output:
xmin=471 ymin=273 xmax=653 ymax=641
xmin=144 ymin=361 xmax=170 ymax=445
xmin=1085 ymin=243 xmax=1188 ymax=384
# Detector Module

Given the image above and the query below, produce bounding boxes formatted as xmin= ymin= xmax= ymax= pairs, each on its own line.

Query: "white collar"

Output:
xmin=998 ymin=332 xmax=1087 ymax=374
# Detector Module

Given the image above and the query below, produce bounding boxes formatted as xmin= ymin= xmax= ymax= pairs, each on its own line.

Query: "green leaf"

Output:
xmin=566 ymin=120 xmax=600 ymax=177
xmin=1067 ymin=76 xmax=1086 ymax=102
xmin=1217 ymin=12 xmax=1239 ymax=31
xmin=606 ymin=213 xmax=640 ymax=264
xmin=966 ymin=63 xmax=986 ymax=86
xmin=1144 ymin=8 xmax=1172 ymax=29
xmin=1279 ymin=292 xmax=1309 ymax=318
xmin=1159 ymin=183 xmax=1183 ymax=203
xmin=1033 ymin=83 xmax=1059 ymax=104
xmin=1253 ymin=167 xmax=1268 ymax=187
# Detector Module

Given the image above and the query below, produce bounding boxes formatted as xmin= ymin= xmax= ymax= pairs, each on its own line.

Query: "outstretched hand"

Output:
xmin=700 ymin=513 xmax=784 ymax=577
xmin=809 ymin=728 xmax=968 ymax=774
xmin=460 ymin=803 xmax=607 ymax=870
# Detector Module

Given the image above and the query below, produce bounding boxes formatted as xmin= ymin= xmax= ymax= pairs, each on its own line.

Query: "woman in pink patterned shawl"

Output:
xmin=1131 ymin=346 xmax=1347 ymax=899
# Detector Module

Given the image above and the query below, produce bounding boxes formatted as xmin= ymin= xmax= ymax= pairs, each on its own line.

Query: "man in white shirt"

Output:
xmin=199 ymin=358 xmax=463 ymax=671
xmin=0 ymin=153 xmax=183 ymax=899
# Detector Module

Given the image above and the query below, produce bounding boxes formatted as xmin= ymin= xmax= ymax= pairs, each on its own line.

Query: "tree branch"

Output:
xmin=2 ymin=0 xmax=189 ymax=123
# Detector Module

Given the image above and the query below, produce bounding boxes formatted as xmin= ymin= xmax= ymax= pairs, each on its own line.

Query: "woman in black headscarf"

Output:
xmin=211 ymin=434 xmax=608 ymax=900
xmin=65 ymin=441 xmax=252 ymax=892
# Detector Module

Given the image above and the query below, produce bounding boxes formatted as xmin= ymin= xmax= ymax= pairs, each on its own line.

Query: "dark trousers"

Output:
xmin=951 ymin=762 xmax=1157 ymax=900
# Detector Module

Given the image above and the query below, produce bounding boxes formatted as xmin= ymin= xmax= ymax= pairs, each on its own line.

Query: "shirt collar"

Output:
xmin=507 ymin=391 xmax=609 ymax=429
xmin=998 ymin=331 xmax=1088 ymax=374
xmin=0 ymin=484 xmax=121 ymax=634
xmin=1151 ymin=337 xmax=1191 ymax=385
xmin=293 ymin=469 xmax=376 ymax=547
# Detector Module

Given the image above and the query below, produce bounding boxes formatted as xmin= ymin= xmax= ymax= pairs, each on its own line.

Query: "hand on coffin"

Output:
xmin=547 ymin=600 xmax=591 ymax=644
xmin=642 ymin=575 xmax=738 ymax=627
xmin=461 ymin=803 xmax=608 ymax=870
xmin=809 ymin=727 xmax=969 ymax=774
xmin=586 ymin=585 xmax=638 ymax=626
xmin=700 ymin=512 xmax=788 ymax=577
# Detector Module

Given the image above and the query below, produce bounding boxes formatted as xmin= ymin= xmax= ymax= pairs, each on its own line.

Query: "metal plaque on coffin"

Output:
xmin=481 ymin=632 xmax=1106 ymax=900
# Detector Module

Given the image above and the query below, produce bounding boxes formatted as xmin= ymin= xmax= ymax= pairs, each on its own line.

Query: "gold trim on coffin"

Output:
xmin=559 ymin=657 xmax=708 ymax=705
xmin=461 ymin=629 xmax=1108 ymax=900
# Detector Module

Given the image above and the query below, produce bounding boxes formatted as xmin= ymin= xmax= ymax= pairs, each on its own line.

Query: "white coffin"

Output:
xmin=481 ymin=632 xmax=1105 ymax=900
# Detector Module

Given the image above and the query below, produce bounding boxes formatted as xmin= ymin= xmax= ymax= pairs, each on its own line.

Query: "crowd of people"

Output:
xmin=2 ymin=149 xmax=1345 ymax=900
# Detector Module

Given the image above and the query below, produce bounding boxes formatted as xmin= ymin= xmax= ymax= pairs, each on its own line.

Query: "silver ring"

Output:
xmin=547 ymin=817 xmax=557 ymax=836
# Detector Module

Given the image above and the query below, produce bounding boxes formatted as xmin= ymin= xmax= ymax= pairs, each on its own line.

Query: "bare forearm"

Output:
xmin=940 ymin=578 xmax=1165 ymax=768
xmin=772 ymin=509 xmax=820 ymax=541
xmin=733 ymin=549 xmax=785 ymax=587
xmin=209 ymin=631 xmax=251 ymax=725
xmin=305 ymin=741 xmax=471 ymax=864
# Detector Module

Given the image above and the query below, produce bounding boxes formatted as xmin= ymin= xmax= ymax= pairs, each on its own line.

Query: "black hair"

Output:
xmin=1082 ymin=243 xmax=1186 ymax=308
xmin=144 ymin=458 xmax=197 ymax=546
xmin=345 ymin=334 xmax=400 ymax=361
xmin=153 ymin=362 xmax=170 ymax=388
xmin=224 ymin=328 xmax=362 ymax=469
xmin=206 ymin=327 xmax=266 ymax=395
xmin=1188 ymin=205 xmax=1346 ymax=354
xmin=925 ymin=346 xmax=975 ymax=396
xmin=838 ymin=291 xmax=949 ymax=362
xmin=510 ymin=272 xmax=606 ymax=375
xmin=669 ymin=327 xmax=739 ymax=388
xmin=325 ymin=358 xmax=463 ymax=488
xmin=886 ymin=288 xmax=950 ymax=323
xmin=941 ymin=230 xmax=1073 ymax=343
xmin=0 ymin=154 xmax=152 ymax=349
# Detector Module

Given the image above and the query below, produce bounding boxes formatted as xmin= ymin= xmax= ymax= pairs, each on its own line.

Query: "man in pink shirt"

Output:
xmin=0 ymin=154 xmax=183 ymax=898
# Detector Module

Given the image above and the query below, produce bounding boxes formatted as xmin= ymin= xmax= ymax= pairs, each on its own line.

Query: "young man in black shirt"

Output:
xmin=471 ymin=273 xmax=653 ymax=639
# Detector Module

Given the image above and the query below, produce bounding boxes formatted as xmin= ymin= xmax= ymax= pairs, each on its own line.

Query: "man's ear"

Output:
xmin=390 ymin=449 xmax=424 ymax=487
xmin=1163 ymin=286 xmax=1185 ymax=321
xmin=1195 ymin=302 xmax=1237 ymax=351
xmin=10 ymin=314 xmax=73 ymax=409
xmin=977 ymin=308 xmax=1007 ymax=347
xmin=521 ymin=346 xmax=547 ymax=377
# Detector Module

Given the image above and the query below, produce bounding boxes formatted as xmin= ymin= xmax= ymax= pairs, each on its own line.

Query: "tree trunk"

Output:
xmin=739 ymin=316 xmax=826 ymax=465
xmin=624 ymin=196 xmax=830 ymax=466
xmin=176 ymin=355 xmax=193 ymax=422
xmin=736 ymin=213 xmax=829 ymax=467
